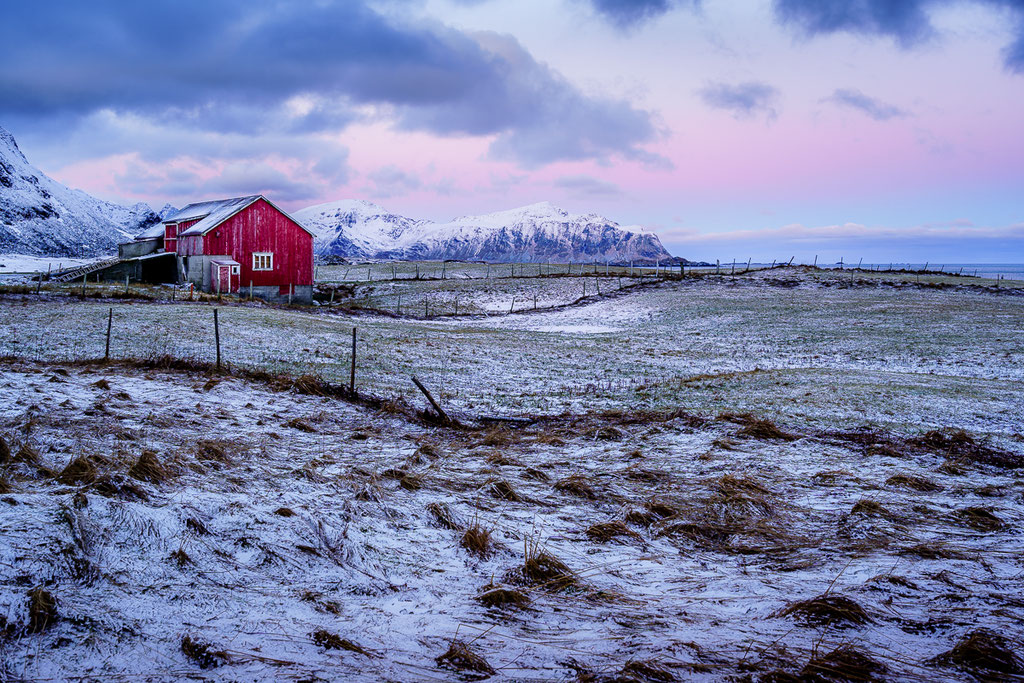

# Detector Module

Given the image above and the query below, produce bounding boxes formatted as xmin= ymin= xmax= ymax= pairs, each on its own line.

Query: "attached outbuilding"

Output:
xmin=117 ymin=194 xmax=314 ymax=303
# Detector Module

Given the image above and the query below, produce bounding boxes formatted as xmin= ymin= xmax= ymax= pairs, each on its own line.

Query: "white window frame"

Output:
xmin=230 ymin=265 xmax=240 ymax=275
xmin=252 ymin=252 xmax=274 ymax=271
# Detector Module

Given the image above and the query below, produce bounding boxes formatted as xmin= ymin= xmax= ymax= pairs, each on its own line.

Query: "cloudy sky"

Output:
xmin=2 ymin=0 xmax=1023 ymax=262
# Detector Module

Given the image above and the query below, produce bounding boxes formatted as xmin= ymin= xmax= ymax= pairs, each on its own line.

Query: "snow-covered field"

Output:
xmin=1 ymin=268 xmax=1022 ymax=680
xmin=0 ymin=253 xmax=94 ymax=275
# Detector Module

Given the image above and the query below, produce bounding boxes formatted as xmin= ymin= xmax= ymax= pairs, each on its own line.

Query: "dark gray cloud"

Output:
xmin=773 ymin=0 xmax=1024 ymax=71
xmin=587 ymin=0 xmax=676 ymax=27
xmin=698 ymin=81 xmax=780 ymax=119
xmin=0 ymin=0 xmax=657 ymax=167
xmin=773 ymin=0 xmax=934 ymax=47
xmin=824 ymin=88 xmax=907 ymax=120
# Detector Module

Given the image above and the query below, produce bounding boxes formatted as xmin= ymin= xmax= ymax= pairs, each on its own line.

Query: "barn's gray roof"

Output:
xmin=175 ymin=195 xmax=263 ymax=237
xmin=134 ymin=223 xmax=165 ymax=240
xmin=153 ymin=194 xmax=313 ymax=238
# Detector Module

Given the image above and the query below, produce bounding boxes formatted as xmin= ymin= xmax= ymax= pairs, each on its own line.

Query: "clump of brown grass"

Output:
xmin=415 ymin=443 xmax=439 ymax=458
xmin=0 ymin=435 xmax=9 ymax=463
xmin=14 ymin=442 xmax=40 ymax=466
xmin=929 ymin=628 xmax=1023 ymax=679
xmin=523 ymin=467 xmax=549 ymax=481
xmin=900 ymin=542 xmax=966 ymax=560
xmin=507 ymin=539 xmax=579 ymax=591
xmin=593 ymin=426 xmax=625 ymax=441
xmin=285 ymin=417 xmax=317 ymax=433
xmin=92 ymin=379 xmax=111 ymax=390
xmin=186 ymin=518 xmax=210 ymax=536
xmin=435 ymin=641 xmax=495 ymax=677
xmin=554 ymin=474 xmax=597 ymax=499
xmin=379 ymin=467 xmax=407 ymax=480
xmin=486 ymin=451 xmax=522 ymax=467
xmin=955 ymin=507 xmax=1006 ymax=532
xmin=170 ymin=549 xmax=192 ymax=568
xmin=274 ymin=507 xmax=296 ymax=517
xmin=586 ymin=521 xmax=641 ymax=544
xmin=0 ymin=476 xmax=11 ymax=494
xmin=426 ymin=502 xmax=461 ymax=530
xmin=484 ymin=478 xmax=521 ymax=502
xmin=619 ymin=659 xmax=678 ymax=682
xmin=801 ymin=645 xmax=888 ymax=681
xmin=479 ymin=426 xmax=514 ymax=447
xmin=624 ymin=467 xmax=671 ymax=483
xmin=180 ymin=635 xmax=230 ymax=669
xmin=311 ymin=629 xmax=375 ymax=656
xmin=885 ymin=473 xmax=942 ymax=492
xmin=911 ymin=428 xmax=1023 ymax=469
xmin=128 ymin=450 xmax=168 ymax=483
xmin=195 ymin=439 xmax=233 ymax=463
xmin=477 ymin=586 xmax=530 ymax=610
xmin=90 ymin=474 xmax=147 ymax=501
xmin=26 ymin=587 xmax=57 ymax=634
xmin=736 ymin=418 xmax=797 ymax=441
xmin=850 ymin=499 xmax=889 ymax=517
xmin=461 ymin=519 xmax=493 ymax=558
xmin=533 ymin=431 xmax=566 ymax=447
xmin=399 ymin=473 xmax=423 ymax=491
xmin=58 ymin=456 xmax=98 ymax=485
xmin=777 ymin=594 xmax=872 ymax=628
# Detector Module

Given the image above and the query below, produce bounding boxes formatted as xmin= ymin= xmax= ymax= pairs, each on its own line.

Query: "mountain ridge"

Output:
xmin=295 ymin=199 xmax=673 ymax=263
xmin=0 ymin=126 xmax=161 ymax=257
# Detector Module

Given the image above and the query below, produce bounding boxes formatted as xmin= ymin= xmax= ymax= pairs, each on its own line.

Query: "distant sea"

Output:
xmin=845 ymin=263 xmax=1023 ymax=280
xmin=745 ymin=262 xmax=1024 ymax=281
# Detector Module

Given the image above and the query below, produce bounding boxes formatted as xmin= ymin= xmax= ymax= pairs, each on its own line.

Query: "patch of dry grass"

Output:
xmin=554 ymin=474 xmax=597 ymax=499
xmin=506 ymin=539 xmax=579 ymax=591
xmin=128 ymin=450 xmax=169 ymax=484
xmin=435 ymin=641 xmax=495 ymax=677
xmin=461 ymin=519 xmax=494 ymax=558
xmin=585 ymin=521 xmax=641 ymax=544
xmin=885 ymin=473 xmax=942 ymax=492
xmin=180 ymin=635 xmax=230 ymax=669
xmin=426 ymin=502 xmax=461 ymax=530
xmin=26 ymin=587 xmax=57 ymax=634
xmin=777 ymin=594 xmax=872 ymax=629
xmin=954 ymin=507 xmax=1006 ymax=532
xmin=929 ymin=628 xmax=1023 ymax=679
xmin=477 ymin=586 xmax=530 ymax=610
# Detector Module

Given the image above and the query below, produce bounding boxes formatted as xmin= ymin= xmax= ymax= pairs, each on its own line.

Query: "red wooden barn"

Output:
xmin=127 ymin=195 xmax=314 ymax=302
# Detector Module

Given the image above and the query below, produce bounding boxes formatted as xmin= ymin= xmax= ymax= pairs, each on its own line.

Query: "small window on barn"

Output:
xmin=231 ymin=265 xmax=240 ymax=275
xmin=253 ymin=252 xmax=273 ymax=271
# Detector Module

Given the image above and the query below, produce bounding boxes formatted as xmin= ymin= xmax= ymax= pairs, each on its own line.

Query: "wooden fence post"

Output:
xmin=104 ymin=308 xmax=113 ymax=361
xmin=350 ymin=327 xmax=356 ymax=392
xmin=412 ymin=376 xmax=450 ymax=423
xmin=82 ymin=273 xmax=87 ymax=297
xmin=249 ymin=280 xmax=253 ymax=300
xmin=397 ymin=293 xmax=401 ymax=315
xmin=213 ymin=308 xmax=222 ymax=372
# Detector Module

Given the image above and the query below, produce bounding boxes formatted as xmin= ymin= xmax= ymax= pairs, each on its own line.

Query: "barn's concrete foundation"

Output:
xmin=243 ymin=285 xmax=313 ymax=304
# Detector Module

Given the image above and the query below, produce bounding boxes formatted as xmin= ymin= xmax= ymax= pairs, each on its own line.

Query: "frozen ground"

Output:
xmin=0 ymin=360 xmax=1022 ymax=681
xmin=0 ymin=268 xmax=1022 ymax=680
xmin=0 ymin=253 xmax=93 ymax=276
xmin=1 ymin=269 xmax=1022 ymax=434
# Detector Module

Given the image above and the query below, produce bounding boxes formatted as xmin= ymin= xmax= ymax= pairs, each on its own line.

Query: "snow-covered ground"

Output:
xmin=0 ymin=253 xmax=95 ymax=274
xmin=0 ymin=358 xmax=1021 ymax=680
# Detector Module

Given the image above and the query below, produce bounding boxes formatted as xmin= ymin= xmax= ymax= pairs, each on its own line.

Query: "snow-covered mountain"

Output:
xmin=0 ymin=126 xmax=160 ymax=257
xmin=295 ymin=200 xmax=673 ymax=263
